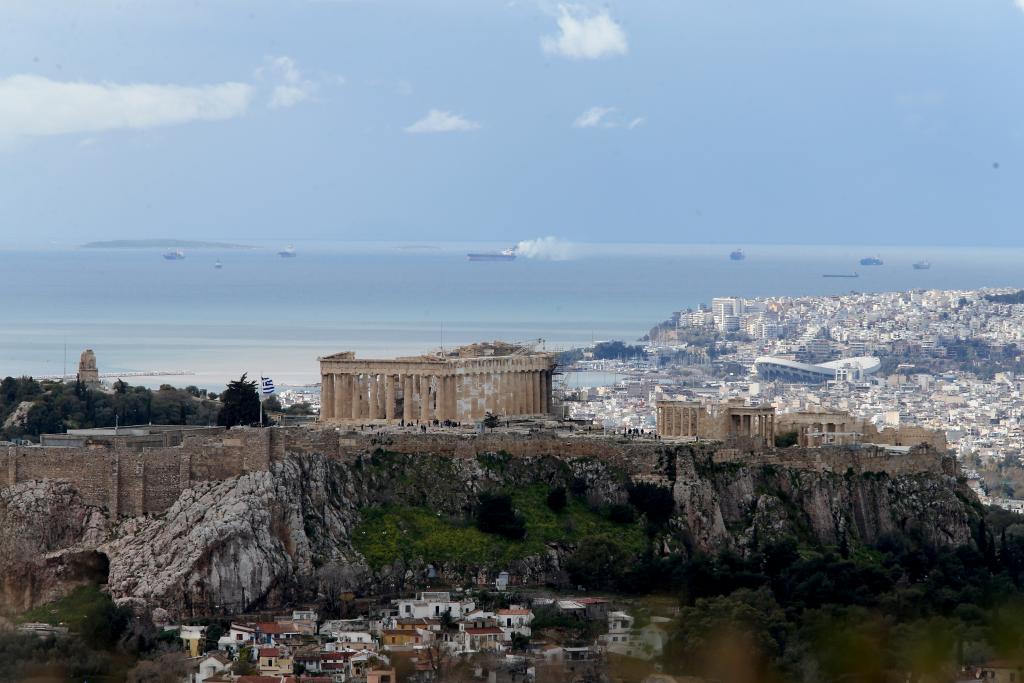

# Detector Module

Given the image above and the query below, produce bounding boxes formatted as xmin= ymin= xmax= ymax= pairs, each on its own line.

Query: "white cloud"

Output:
xmin=541 ymin=5 xmax=628 ymax=60
xmin=573 ymin=106 xmax=644 ymax=130
xmin=1017 ymin=0 xmax=1024 ymax=11
xmin=573 ymin=105 xmax=615 ymax=128
xmin=405 ymin=109 xmax=480 ymax=134
xmin=0 ymin=75 xmax=252 ymax=138
xmin=257 ymin=56 xmax=317 ymax=109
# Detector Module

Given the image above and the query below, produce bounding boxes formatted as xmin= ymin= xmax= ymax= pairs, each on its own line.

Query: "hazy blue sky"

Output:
xmin=1 ymin=0 xmax=1023 ymax=247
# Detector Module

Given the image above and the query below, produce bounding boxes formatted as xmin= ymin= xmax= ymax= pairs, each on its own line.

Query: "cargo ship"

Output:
xmin=278 ymin=245 xmax=297 ymax=258
xmin=162 ymin=250 xmax=185 ymax=260
xmin=729 ymin=249 xmax=745 ymax=261
xmin=859 ymin=256 xmax=884 ymax=266
xmin=467 ymin=247 xmax=517 ymax=262
xmin=913 ymin=260 xmax=931 ymax=270
xmin=823 ymin=272 xmax=859 ymax=278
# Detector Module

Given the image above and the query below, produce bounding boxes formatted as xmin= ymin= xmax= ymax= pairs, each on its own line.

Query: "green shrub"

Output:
xmin=546 ymin=486 xmax=568 ymax=512
xmin=628 ymin=482 xmax=675 ymax=527
xmin=476 ymin=493 xmax=526 ymax=540
xmin=607 ymin=503 xmax=636 ymax=524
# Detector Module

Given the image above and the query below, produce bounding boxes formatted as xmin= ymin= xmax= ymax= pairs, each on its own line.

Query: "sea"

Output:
xmin=2 ymin=241 xmax=1022 ymax=390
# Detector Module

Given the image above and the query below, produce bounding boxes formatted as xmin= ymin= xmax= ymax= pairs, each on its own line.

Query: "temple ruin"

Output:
xmin=656 ymin=398 xmax=775 ymax=449
xmin=318 ymin=342 xmax=557 ymax=423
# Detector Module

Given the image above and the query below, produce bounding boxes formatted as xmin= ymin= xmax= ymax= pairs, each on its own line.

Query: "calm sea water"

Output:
xmin=1 ymin=241 xmax=1021 ymax=389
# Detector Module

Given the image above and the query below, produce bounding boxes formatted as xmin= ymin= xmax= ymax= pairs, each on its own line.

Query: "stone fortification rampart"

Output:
xmin=0 ymin=427 xmax=953 ymax=517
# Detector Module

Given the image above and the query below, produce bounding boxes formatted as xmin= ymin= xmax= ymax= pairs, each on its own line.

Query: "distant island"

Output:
xmin=82 ymin=239 xmax=253 ymax=249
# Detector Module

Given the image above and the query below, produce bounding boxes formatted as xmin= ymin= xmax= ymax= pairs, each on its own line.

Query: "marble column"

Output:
xmin=321 ymin=375 xmax=334 ymax=419
xmin=532 ymin=371 xmax=541 ymax=415
xmin=521 ymin=371 xmax=530 ymax=414
xmin=420 ymin=376 xmax=431 ymax=422
xmin=336 ymin=375 xmax=348 ymax=420
xmin=402 ymin=375 xmax=414 ymax=423
xmin=368 ymin=375 xmax=380 ymax=420
xmin=435 ymin=375 xmax=447 ymax=421
xmin=350 ymin=374 xmax=361 ymax=420
xmin=385 ymin=375 xmax=396 ymax=421
xmin=541 ymin=371 xmax=550 ymax=414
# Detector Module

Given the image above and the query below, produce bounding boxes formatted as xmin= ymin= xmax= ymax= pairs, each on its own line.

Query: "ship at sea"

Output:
xmin=467 ymin=247 xmax=517 ymax=262
xmin=278 ymin=245 xmax=297 ymax=258
xmin=859 ymin=255 xmax=884 ymax=266
xmin=163 ymin=250 xmax=185 ymax=261
xmin=214 ymin=259 xmax=223 ymax=270
xmin=823 ymin=272 xmax=859 ymax=278
xmin=913 ymin=260 xmax=931 ymax=270
xmin=729 ymin=249 xmax=745 ymax=261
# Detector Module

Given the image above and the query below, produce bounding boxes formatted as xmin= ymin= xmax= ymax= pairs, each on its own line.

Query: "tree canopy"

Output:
xmin=216 ymin=373 xmax=261 ymax=428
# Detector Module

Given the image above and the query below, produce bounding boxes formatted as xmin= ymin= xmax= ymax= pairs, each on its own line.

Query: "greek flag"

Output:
xmin=260 ymin=376 xmax=276 ymax=397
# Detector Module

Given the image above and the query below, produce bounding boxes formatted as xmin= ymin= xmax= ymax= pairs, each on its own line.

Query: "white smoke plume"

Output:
xmin=514 ymin=236 xmax=575 ymax=260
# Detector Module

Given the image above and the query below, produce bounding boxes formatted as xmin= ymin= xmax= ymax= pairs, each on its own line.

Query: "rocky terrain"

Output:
xmin=0 ymin=445 xmax=978 ymax=619
xmin=0 ymin=480 xmax=109 ymax=613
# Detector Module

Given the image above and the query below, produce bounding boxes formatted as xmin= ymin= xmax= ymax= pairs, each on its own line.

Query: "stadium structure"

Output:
xmin=753 ymin=356 xmax=881 ymax=383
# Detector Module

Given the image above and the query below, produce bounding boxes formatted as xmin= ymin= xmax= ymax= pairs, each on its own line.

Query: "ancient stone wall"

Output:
xmin=0 ymin=426 xmax=953 ymax=518
xmin=711 ymin=443 xmax=954 ymax=477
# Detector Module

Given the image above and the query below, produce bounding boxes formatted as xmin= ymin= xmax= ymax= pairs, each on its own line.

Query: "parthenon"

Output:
xmin=318 ymin=342 xmax=558 ymax=423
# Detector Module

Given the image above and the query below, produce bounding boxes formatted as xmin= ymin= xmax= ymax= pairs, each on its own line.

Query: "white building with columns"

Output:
xmin=318 ymin=342 xmax=557 ymax=423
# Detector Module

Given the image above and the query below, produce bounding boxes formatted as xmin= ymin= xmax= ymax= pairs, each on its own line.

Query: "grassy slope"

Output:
xmin=18 ymin=586 xmax=109 ymax=628
xmin=353 ymin=484 xmax=647 ymax=569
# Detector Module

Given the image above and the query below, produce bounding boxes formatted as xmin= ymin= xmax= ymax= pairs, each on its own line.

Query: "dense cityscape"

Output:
xmin=561 ymin=287 xmax=1024 ymax=509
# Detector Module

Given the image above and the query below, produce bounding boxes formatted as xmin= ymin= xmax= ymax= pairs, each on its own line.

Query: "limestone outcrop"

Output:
xmin=0 ymin=480 xmax=109 ymax=613
xmin=1 ymin=444 xmax=978 ymax=620
xmin=102 ymin=449 xmax=974 ymax=618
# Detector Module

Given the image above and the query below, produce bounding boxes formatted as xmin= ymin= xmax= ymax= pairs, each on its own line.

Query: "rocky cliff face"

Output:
xmin=4 ymin=446 xmax=978 ymax=619
xmin=104 ymin=450 xmax=976 ymax=619
xmin=0 ymin=480 xmax=109 ymax=613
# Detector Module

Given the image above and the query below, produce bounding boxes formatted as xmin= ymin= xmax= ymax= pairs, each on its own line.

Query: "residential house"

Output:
xmin=257 ymin=622 xmax=300 ymax=645
xmin=180 ymin=625 xmax=207 ymax=658
xmin=367 ymin=668 xmax=397 ymax=683
xmin=320 ymin=618 xmax=370 ymax=637
xmin=394 ymin=591 xmax=475 ymax=620
xmin=576 ymin=598 xmax=610 ymax=622
xmin=218 ymin=622 xmax=257 ymax=653
xmin=320 ymin=650 xmax=354 ymax=676
xmin=284 ymin=610 xmax=318 ymax=635
xmin=326 ymin=631 xmax=376 ymax=651
xmin=382 ymin=629 xmax=428 ymax=651
xmin=293 ymin=651 xmax=323 ymax=674
xmin=457 ymin=626 xmax=505 ymax=653
xmin=600 ymin=611 xmax=649 ymax=659
xmin=193 ymin=653 xmax=231 ymax=683
xmin=258 ymin=646 xmax=294 ymax=676
xmin=497 ymin=608 xmax=533 ymax=639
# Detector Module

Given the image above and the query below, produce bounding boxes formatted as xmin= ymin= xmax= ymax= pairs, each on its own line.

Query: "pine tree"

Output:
xmin=217 ymin=374 xmax=260 ymax=427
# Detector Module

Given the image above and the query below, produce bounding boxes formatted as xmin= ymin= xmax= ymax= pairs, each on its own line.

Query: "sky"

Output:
xmin=1 ymin=0 xmax=1023 ymax=247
